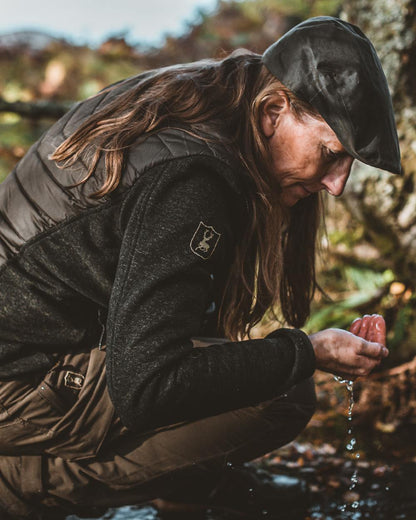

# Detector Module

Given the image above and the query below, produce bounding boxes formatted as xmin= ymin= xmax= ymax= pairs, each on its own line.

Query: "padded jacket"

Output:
xmin=0 ymin=71 xmax=315 ymax=432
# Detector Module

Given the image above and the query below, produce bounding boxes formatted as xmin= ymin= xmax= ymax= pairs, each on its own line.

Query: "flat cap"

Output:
xmin=262 ymin=16 xmax=401 ymax=174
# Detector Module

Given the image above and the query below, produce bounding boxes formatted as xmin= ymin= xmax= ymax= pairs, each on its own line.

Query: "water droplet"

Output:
xmin=346 ymin=438 xmax=357 ymax=451
xmin=226 ymin=462 xmax=233 ymax=469
xmin=262 ymin=509 xmax=269 ymax=516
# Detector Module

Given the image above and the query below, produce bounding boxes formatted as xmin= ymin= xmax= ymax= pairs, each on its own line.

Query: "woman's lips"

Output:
xmin=297 ymin=184 xmax=312 ymax=197
xmin=281 ymin=184 xmax=318 ymax=205
xmin=301 ymin=185 xmax=314 ymax=194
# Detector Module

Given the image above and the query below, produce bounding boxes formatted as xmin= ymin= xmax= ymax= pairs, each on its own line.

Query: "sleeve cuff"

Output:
xmin=266 ymin=327 xmax=316 ymax=380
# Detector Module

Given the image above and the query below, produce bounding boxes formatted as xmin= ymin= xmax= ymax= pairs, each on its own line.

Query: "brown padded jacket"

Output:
xmin=0 ymin=71 xmax=315 ymax=432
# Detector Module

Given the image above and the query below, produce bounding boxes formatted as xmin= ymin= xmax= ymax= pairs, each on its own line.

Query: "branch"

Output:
xmin=330 ymin=249 xmax=390 ymax=273
xmin=366 ymin=355 xmax=416 ymax=381
xmin=0 ymin=97 xmax=73 ymax=119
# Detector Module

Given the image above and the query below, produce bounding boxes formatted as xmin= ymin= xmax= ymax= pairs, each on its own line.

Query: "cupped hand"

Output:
xmin=309 ymin=327 xmax=388 ymax=379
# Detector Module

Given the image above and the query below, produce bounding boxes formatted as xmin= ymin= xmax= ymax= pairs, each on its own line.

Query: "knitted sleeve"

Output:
xmin=106 ymin=157 xmax=315 ymax=432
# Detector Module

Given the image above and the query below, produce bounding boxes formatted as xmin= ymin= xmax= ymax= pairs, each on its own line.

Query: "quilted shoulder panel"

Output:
xmin=0 ymin=72 xmax=246 ymax=265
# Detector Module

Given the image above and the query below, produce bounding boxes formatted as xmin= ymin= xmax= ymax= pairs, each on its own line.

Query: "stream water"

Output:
xmin=66 ymin=454 xmax=416 ymax=520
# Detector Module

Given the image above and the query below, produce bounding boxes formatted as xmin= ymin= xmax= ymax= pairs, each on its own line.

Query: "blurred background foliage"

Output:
xmin=1 ymin=0 xmax=415 ymax=372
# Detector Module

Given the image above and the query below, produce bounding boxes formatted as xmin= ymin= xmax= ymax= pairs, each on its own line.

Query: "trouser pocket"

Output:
xmin=0 ymin=346 xmax=117 ymax=461
xmin=45 ymin=346 xmax=116 ymax=461
xmin=0 ymin=373 xmax=63 ymax=454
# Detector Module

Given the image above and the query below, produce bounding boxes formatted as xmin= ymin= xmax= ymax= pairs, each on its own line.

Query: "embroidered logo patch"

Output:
xmin=64 ymin=371 xmax=85 ymax=391
xmin=190 ymin=221 xmax=221 ymax=260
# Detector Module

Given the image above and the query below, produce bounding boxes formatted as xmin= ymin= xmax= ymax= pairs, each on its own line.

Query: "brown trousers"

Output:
xmin=0 ymin=344 xmax=316 ymax=518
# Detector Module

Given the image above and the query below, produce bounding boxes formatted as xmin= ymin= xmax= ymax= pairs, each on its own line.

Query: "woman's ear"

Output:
xmin=260 ymin=92 xmax=290 ymax=137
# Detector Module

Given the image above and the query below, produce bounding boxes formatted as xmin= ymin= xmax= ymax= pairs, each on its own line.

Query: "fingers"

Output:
xmin=349 ymin=314 xmax=372 ymax=339
xmin=335 ymin=353 xmax=381 ymax=379
xmin=359 ymin=314 xmax=371 ymax=339
xmin=356 ymin=339 xmax=388 ymax=360
xmin=369 ymin=315 xmax=386 ymax=346
xmin=347 ymin=315 xmax=389 ymax=378
xmin=349 ymin=314 xmax=387 ymax=347
xmin=349 ymin=318 xmax=361 ymax=335
xmin=345 ymin=342 xmax=385 ymax=378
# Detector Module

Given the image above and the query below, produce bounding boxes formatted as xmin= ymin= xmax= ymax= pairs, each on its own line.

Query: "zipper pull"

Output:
xmin=97 ymin=309 xmax=106 ymax=350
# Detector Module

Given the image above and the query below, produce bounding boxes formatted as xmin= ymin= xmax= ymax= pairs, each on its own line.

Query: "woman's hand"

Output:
xmin=309 ymin=326 xmax=388 ymax=379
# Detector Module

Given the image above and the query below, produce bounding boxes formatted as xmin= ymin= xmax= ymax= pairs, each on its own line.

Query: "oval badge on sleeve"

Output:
xmin=190 ymin=221 xmax=221 ymax=260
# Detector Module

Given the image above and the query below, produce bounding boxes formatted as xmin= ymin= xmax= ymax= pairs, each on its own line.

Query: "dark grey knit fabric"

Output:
xmin=0 ymin=70 xmax=316 ymax=432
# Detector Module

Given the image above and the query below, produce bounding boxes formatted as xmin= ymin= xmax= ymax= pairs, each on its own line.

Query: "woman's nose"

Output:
xmin=321 ymin=158 xmax=354 ymax=196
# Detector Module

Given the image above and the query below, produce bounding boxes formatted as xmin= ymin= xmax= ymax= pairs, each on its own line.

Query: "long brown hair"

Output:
xmin=52 ymin=52 xmax=322 ymax=339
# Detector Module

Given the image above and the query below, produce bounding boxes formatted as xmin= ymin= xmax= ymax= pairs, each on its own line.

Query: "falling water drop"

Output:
xmin=334 ymin=376 xmax=362 ymax=516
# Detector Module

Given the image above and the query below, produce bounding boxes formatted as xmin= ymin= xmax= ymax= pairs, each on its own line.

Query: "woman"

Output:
xmin=0 ymin=16 xmax=398 ymax=518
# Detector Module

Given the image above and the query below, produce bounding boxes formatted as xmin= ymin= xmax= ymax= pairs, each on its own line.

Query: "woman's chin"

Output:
xmin=280 ymin=188 xmax=308 ymax=207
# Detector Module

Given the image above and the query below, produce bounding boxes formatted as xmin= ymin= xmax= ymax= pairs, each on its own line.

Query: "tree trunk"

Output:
xmin=340 ymin=1 xmax=416 ymax=285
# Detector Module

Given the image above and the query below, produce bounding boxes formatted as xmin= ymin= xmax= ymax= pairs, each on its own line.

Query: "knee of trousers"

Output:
xmin=0 ymin=455 xmax=43 ymax=517
xmin=259 ymin=376 xmax=317 ymax=435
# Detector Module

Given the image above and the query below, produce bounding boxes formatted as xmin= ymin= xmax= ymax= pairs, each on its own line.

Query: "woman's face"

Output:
xmin=261 ymin=94 xmax=355 ymax=207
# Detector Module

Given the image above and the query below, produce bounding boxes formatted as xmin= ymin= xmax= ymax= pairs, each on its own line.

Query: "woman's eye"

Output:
xmin=323 ymin=147 xmax=338 ymax=160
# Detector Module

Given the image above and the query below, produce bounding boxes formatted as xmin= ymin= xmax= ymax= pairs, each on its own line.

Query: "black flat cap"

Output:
xmin=262 ymin=16 xmax=401 ymax=174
